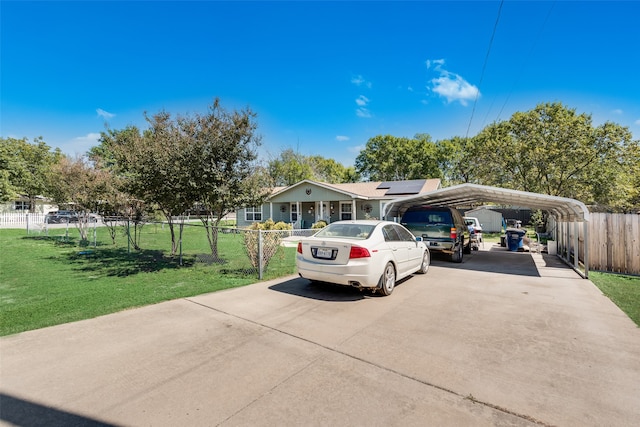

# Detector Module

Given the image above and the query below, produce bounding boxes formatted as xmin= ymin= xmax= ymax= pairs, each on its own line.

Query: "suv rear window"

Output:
xmin=401 ymin=210 xmax=452 ymax=225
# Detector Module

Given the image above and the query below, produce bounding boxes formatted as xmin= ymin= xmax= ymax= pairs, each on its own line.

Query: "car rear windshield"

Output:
xmin=315 ymin=224 xmax=375 ymax=239
xmin=401 ymin=210 xmax=452 ymax=225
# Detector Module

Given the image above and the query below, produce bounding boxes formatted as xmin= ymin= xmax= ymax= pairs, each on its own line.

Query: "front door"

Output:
xmin=316 ymin=202 xmax=330 ymax=223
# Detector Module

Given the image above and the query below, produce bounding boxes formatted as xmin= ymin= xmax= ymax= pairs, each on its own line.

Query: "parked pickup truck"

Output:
xmin=464 ymin=216 xmax=483 ymax=241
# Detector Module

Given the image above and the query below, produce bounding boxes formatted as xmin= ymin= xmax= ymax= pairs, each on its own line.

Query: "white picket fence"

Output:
xmin=0 ymin=212 xmax=47 ymax=228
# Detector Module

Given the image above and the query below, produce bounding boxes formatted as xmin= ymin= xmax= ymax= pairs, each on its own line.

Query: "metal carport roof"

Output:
xmin=383 ymin=183 xmax=591 ymax=278
xmin=383 ymin=183 xmax=590 ymax=222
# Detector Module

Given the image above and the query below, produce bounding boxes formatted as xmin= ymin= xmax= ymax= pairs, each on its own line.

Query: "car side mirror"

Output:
xmin=415 ymin=236 xmax=422 ymax=242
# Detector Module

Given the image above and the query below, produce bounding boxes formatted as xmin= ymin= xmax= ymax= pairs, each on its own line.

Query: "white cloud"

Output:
xmin=355 ymin=95 xmax=369 ymax=107
xmin=430 ymin=73 xmax=479 ymax=106
xmin=426 ymin=59 xmax=445 ymax=70
xmin=635 ymin=119 xmax=640 ymax=125
xmin=355 ymin=95 xmax=372 ymax=118
xmin=356 ymin=108 xmax=372 ymax=118
xmin=425 ymin=59 xmax=479 ymax=106
xmin=74 ymin=133 xmax=101 ymax=144
xmin=96 ymin=108 xmax=115 ymax=119
xmin=336 ymin=135 xmax=350 ymax=142
xmin=611 ymin=109 xmax=623 ymax=115
xmin=349 ymin=144 xmax=365 ymax=153
xmin=351 ymin=75 xmax=372 ymax=89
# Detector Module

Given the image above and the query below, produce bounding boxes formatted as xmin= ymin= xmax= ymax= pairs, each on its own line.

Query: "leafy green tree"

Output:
xmin=48 ymin=155 xmax=112 ymax=241
xmin=307 ymin=155 xmax=359 ymax=183
xmin=268 ymin=149 xmax=358 ymax=185
xmin=268 ymin=149 xmax=315 ymax=186
xmin=95 ymin=99 xmax=271 ymax=259
xmin=473 ymin=102 xmax=634 ymax=207
xmin=90 ymin=126 xmax=152 ymax=248
xmin=100 ymin=114 xmax=194 ymax=256
xmin=0 ymin=137 xmax=61 ymax=209
xmin=435 ymin=136 xmax=483 ymax=185
xmin=180 ymin=99 xmax=272 ymax=260
xmin=0 ymin=139 xmax=17 ymax=202
xmin=620 ymin=140 xmax=640 ymax=209
xmin=355 ymin=134 xmax=441 ymax=181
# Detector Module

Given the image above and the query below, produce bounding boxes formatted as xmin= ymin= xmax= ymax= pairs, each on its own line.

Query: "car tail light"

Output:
xmin=297 ymin=242 xmax=302 ymax=254
xmin=349 ymin=246 xmax=371 ymax=259
xmin=450 ymin=227 xmax=457 ymax=240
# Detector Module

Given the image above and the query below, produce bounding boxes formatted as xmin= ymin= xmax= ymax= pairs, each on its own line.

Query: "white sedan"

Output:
xmin=296 ymin=220 xmax=430 ymax=295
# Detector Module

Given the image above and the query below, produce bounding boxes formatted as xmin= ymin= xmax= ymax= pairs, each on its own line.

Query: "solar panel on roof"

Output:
xmin=377 ymin=182 xmax=393 ymax=189
xmin=384 ymin=180 xmax=426 ymax=195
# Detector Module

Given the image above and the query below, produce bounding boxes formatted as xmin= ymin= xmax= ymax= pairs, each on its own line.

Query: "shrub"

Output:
xmin=244 ymin=219 xmax=292 ymax=271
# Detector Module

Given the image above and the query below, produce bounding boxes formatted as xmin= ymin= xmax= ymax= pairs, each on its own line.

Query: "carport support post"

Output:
xmin=573 ymin=222 xmax=579 ymax=271
xmin=583 ymin=221 xmax=589 ymax=278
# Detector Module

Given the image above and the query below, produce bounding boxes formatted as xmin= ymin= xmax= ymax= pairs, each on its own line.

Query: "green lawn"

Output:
xmin=0 ymin=225 xmax=297 ymax=336
xmin=1 ymin=225 xmax=637 ymax=336
xmin=589 ymin=272 xmax=640 ymax=327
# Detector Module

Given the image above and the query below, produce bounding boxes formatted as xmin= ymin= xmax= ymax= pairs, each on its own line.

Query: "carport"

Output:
xmin=382 ymin=183 xmax=591 ymax=278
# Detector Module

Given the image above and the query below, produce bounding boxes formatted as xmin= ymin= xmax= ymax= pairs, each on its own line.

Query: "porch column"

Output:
xmin=319 ymin=200 xmax=324 ymax=222
xmin=352 ymin=200 xmax=357 ymax=220
xmin=269 ymin=202 xmax=273 ymax=221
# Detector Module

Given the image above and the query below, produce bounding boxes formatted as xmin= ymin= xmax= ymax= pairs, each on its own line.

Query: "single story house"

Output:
xmin=0 ymin=195 xmax=55 ymax=214
xmin=236 ymin=178 xmax=441 ymax=229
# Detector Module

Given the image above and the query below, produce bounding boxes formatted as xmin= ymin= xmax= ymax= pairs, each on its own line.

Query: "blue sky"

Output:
xmin=2 ymin=1 xmax=639 ymax=167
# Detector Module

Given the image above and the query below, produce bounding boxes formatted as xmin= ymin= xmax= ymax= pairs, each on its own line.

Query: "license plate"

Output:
xmin=316 ymin=248 xmax=333 ymax=259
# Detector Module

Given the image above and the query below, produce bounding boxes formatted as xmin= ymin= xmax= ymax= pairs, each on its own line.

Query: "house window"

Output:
xmin=13 ymin=201 xmax=30 ymax=211
xmin=340 ymin=203 xmax=352 ymax=220
xmin=290 ymin=203 xmax=298 ymax=222
xmin=245 ymin=206 xmax=262 ymax=222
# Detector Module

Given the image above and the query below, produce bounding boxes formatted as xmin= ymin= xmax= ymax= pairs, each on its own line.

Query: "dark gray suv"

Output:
xmin=400 ymin=206 xmax=471 ymax=262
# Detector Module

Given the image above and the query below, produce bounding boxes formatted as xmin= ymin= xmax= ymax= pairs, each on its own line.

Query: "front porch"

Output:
xmin=266 ymin=200 xmax=377 ymax=229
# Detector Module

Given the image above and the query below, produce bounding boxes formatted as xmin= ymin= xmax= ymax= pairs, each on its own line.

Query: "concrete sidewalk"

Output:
xmin=1 ymin=248 xmax=639 ymax=426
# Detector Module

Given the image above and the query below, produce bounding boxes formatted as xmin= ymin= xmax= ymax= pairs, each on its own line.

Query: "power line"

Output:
xmin=494 ymin=1 xmax=556 ymax=124
xmin=465 ymin=0 xmax=504 ymax=139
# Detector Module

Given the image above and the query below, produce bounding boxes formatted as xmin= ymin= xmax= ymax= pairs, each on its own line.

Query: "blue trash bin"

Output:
xmin=506 ymin=229 xmax=526 ymax=251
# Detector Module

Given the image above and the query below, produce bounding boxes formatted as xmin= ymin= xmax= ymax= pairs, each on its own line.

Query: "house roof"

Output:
xmin=269 ymin=179 xmax=441 ymax=200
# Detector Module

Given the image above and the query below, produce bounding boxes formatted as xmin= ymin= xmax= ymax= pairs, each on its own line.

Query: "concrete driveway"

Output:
xmin=1 ymin=245 xmax=639 ymax=426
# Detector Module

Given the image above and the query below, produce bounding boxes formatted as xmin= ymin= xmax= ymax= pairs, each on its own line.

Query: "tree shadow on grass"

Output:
xmin=26 ymin=235 xmax=250 ymax=279
xmin=58 ymin=247 xmax=195 ymax=277
xmin=24 ymin=235 xmax=109 ymax=248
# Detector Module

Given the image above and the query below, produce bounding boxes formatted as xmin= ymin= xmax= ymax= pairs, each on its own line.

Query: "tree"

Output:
xmin=267 ymin=149 xmax=360 ymax=185
xmin=0 ymin=139 xmax=17 ymax=202
xmin=96 ymin=99 xmax=271 ymax=259
xmin=102 ymin=115 xmax=195 ymax=256
xmin=473 ymin=102 xmax=635 ymax=207
xmin=434 ymin=136 xmax=483 ymax=185
xmin=307 ymin=156 xmax=360 ymax=183
xmin=354 ymin=134 xmax=441 ymax=181
xmin=48 ymin=155 xmax=112 ymax=241
xmin=267 ymin=149 xmax=315 ymax=186
xmin=0 ymin=137 xmax=61 ymax=209
xmin=180 ymin=99 xmax=272 ymax=261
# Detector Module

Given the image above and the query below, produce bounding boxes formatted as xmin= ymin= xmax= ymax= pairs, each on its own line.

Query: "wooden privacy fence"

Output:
xmin=588 ymin=213 xmax=640 ymax=275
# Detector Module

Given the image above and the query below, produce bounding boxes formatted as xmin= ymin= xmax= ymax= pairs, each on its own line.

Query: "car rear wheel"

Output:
xmin=417 ymin=251 xmax=430 ymax=274
xmin=378 ymin=262 xmax=396 ymax=296
xmin=451 ymin=243 xmax=463 ymax=263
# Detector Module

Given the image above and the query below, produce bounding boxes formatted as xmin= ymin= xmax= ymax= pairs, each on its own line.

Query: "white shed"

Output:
xmin=464 ymin=207 xmax=504 ymax=233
